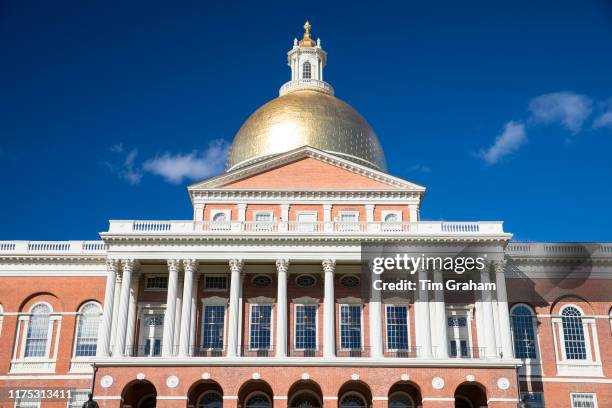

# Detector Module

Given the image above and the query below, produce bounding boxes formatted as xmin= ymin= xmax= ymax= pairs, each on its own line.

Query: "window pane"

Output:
xmin=386 ymin=306 xmax=409 ymax=350
xmin=562 ymin=307 xmax=587 ymax=360
xmin=511 ymin=306 xmax=537 ymax=359
xmin=340 ymin=305 xmax=361 ymax=350
xmin=295 ymin=305 xmax=317 ymax=350
xmin=24 ymin=305 xmax=51 ymax=358
xmin=68 ymin=390 xmax=90 ymax=408
xmin=75 ymin=310 xmax=100 ymax=356
xmin=202 ymin=305 xmax=225 ymax=349
xmin=250 ymin=305 xmax=272 ymax=349
xmin=571 ymin=393 xmax=596 ymax=408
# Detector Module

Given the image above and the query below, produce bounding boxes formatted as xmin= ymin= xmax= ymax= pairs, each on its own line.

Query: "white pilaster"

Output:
xmin=417 ymin=268 xmax=433 ymax=358
xmin=433 ymin=269 xmax=448 ymax=358
xmin=178 ymin=259 xmax=197 ymax=356
xmin=275 ymin=259 xmax=289 ymax=357
xmin=494 ymin=260 xmax=514 ymax=359
xmin=365 ymin=204 xmax=375 ymax=222
xmin=237 ymin=204 xmax=247 ymax=221
xmin=408 ymin=204 xmax=418 ymax=222
xmin=227 ymin=259 xmax=244 ymax=357
xmin=322 ymin=259 xmax=336 ymax=358
xmin=280 ymin=204 xmax=290 ymax=221
xmin=124 ymin=271 xmax=140 ymax=356
xmin=113 ymin=259 xmax=134 ymax=357
xmin=480 ymin=267 xmax=499 ymax=358
xmin=97 ymin=259 xmax=118 ymax=357
xmin=323 ymin=204 xmax=332 ymax=222
xmin=369 ymin=265 xmax=383 ymax=358
xmin=162 ymin=259 xmax=180 ymax=357
xmin=193 ymin=203 xmax=204 ymax=223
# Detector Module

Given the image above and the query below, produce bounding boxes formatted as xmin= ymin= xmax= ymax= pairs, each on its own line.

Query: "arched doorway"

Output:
xmin=454 ymin=383 xmax=487 ymax=408
xmin=387 ymin=381 xmax=422 ymax=408
xmin=338 ymin=381 xmax=372 ymax=408
xmin=288 ymin=380 xmax=323 ymax=408
xmin=187 ymin=380 xmax=223 ymax=408
xmin=121 ymin=380 xmax=157 ymax=408
xmin=238 ymin=380 xmax=274 ymax=408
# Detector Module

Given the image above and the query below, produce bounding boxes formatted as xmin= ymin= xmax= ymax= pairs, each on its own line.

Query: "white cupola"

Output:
xmin=279 ymin=22 xmax=334 ymax=96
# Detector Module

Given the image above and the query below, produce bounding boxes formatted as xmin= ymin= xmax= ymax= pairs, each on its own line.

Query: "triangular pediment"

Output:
xmin=188 ymin=146 xmax=425 ymax=192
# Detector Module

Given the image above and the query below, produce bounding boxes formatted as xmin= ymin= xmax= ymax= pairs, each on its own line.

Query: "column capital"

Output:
xmin=106 ymin=259 xmax=119 ymax=272
xmin=121 ymin=258 xmax=136 ymax=272
xmin=229 ymin=259 xmax=244 ymax=273
xmin=167 ymin=259 xmax=181 ymax=272
xmin=322 ymin=259 xmax=336 ymax=273
xmin=492 ymin=259 xmax=507 ymax=274
xmin=182 ymin=259 xmax=198 ymax=273
xmin=275 ymin=258 xmax=290 ymax=273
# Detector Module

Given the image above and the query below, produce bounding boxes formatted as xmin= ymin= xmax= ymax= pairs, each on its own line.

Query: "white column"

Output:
xmin=369 ymin=265 xmax=383 ymax=358
xmin=480 ymin=267 xmax=499 ymax=358
xmin=162 ymin=259 xmax=180 ymax=356
xmin=109 ymin=272 xmax=121 ymax=354
xmin=97 ymin=260 xmax=118 ymax=357
xmin=113 ymin=259 xmax=134 ymax=357
xmin=417 ymin=268 xmax=433 ymax=358
xmin=322 ymin=259 xmax=336 ymax=358
xmin=124 ymin=272 xmax=140 ymax=356
xmin=189 ymin=271 xmax=198 ymax=356
xmin=178 ymin=259 xmax=197 ymax=356
xmin=227 ymin=259 xmax=244 ymax=357
xmin=365 ymin=204 xmax=374 ymax=222
xmin=323 ymin=204 xmax=332 ymax=222
xmin=174 ymin=273 xmax=183 ymax=353
xmin=433 ymin=269 xmax=448 ymax=358
xmin=275 ymin=259 xmax=289 ymax=357
xmin=494 ymin=260 xmax=514 ymax=359
xmin=237 ymin=203 xmax=247 ymax=221
xmin=408 ymin=204 xmax=418 ymax=222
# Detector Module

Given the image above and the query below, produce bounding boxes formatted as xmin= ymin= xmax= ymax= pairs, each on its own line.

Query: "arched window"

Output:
xmin=245 ymin=394 xmax=271 ymax=408
xmin=561 ymin=306 xmax=587 ymax=360
xmin=340 ymin=394 xmax=366 ymax=408
xmin=302 ymin=62 xmax=312 ymax=79
xmin=384 ymin=213 xmax=400 ymax=223
xmin=212 ymin=212 xmax=227 ymax=222
xmin=75 ymin=302 xmax=101 ymax=357
xmin=289 ymin=392 xmax=321 ymax=408
xmin=197 ymin=392 xmax=222 ymax=408
xmin=24 ymin=303 xmax=52 ymax=357
xmin=510 ymin=305 xmax=537 ymax=359
xmin=388 ymin=392 xmax=414 ymax=408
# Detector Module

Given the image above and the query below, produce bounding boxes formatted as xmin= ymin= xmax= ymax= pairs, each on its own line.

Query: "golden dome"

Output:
xmin=226 ymin=89 xmax=387 ymax=171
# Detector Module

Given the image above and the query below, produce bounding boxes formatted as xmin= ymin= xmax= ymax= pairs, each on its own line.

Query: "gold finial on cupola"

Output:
xmin=299 ymin=21 xmax=317 ymax=47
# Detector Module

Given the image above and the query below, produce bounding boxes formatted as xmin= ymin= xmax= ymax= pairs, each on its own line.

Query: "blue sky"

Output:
xmin=1 ymin=1 xmax=612 ymax=242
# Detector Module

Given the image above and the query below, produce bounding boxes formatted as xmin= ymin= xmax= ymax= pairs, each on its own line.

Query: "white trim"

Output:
xmin=421 ymin=397 xmax=455 ymax=402
xmin=570 ymin=392 xmax=598 ymax=408
xmin=384 ymin=304 xmax=411 ymax=352
xmin=200 ymin=303 xmax=227 ymax=351
xmin=487 ymin=398 xmax=519 ymax=402
xmin=510 ymin=303 xmax=541 ymax=365
xmin=248 ymin=303 xmax=274 ymax=351
xmin=0 ymin=374 xmax=92 ymax=380
xmin=338 ymin=304 xmax=364 ymax=352
xmin=72 ymin=302 xmax=102 ymax=360
xmin=157 ymin=396 xmax=189 ymax=400
xmin=94 ymin=396 xmax=122 ymax=400
xmin=519 ymin=376 xmax=612 ymax=383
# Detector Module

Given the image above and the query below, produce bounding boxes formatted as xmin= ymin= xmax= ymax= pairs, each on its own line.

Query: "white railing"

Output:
xmin=279 ymin=79 xmax=334 ymax=95
xmin=506 ymin=242 xmax=612 ymax=257
xmin=10 ymin=360 xmax=56 ymax=373
xmin=106 ymin=220 xmax=506 ymax=236
xmin=0 ymin=241 xmax=107 ymax=255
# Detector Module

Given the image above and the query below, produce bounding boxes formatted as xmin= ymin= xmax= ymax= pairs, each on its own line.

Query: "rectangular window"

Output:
xmin=295 ymin=305 xmax=317 ymax=350
xmin=201 ymin=305 xmax=225 ymax=350
xmin=449 ymin=339 xmax=469 ymax=358
xmin=520 ymin=392 xmax=545 ymax=408
xmin=340 ymin=305 xmax=362 ymax=350
xmin=145 ymin=276 xmax=168 ymax=290
xmin=249 ymin=305 xmax=272 ymax=350
xmin=386 ymin=305 xmax=409 ymax=350
xmin=14 ymin=396 xmax=41 ymax=408
xmin=24 ymin=315 xmax=50 ymax=358
xmin=571 ymin=393 xmax=597 ymax=408
xmin=75 ymin=315 xmax=99 ymax=357
xmin=204 ymin=276 xmax=227 ymax=291
xmin=68 ymin=390 xmax=90 ymax=408
xmin=253 ymin=212 xmax=273 ymax=232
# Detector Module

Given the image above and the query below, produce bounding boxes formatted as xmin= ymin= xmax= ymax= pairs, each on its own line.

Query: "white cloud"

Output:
xmin=142 ymin=139 xmax=230 ymax=184
xmin=593 ymin=99 xmax=612 ymax=130
xmin=528 ymin=92 xmax=592 ymax=133
xmin=479 ymin=121 xmax=527 ymax=165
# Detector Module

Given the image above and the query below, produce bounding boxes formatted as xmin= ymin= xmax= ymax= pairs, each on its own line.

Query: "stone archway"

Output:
xmin=187 ymin=379 xmax=223 ymax=408
xmin=288 ymin=379 xmax=323 ymax=408
xmin=454 ymin=383 xmax=487 ymax=408
xmin=387 ymin=381 xmax=422 ymax=408
xmin=121 ymin=380 xmax=157 ymax=408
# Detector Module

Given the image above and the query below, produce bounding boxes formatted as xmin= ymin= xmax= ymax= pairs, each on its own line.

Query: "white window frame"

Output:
xmin=293 ymin=303 xmax=319 ymax=351
xmin=14 ymin=395 xmax=41 ymax=408
xmin=381 ymin=210 xmax=402 ymax=222
xmin=210 ymin=209 xmax=231 ymax=222
xmin=338 ymin=211 xmax=359 ymax=222
xmin=338 ymin=302 xmax=364 ymax=351
xmin=67 ymin=389 xmax=90 ymax=408
xmin=144 ymin=274 xmax=168 ymax=292
xmin=137 ymin=303 xmax=165 ymax=357
xmin=71 ymin=301 xmax=102 ymax=359
xmin=20 ymin=302 xmax=55 ymax=360
xmin=203 ymin=274 xmax=228 ymax=292
xmin=510 ymin=303 xmax=540 ymax=362
xmin=384 ymin=303 xmax=411 ymax=352
xmin=248 ymin=303 xmax=274 ymax=351
xmin=557 ymin=305 xmax=592 ymax=362
xmin=570 ymin=392 xmax=598 ymax=408
xmin=445 ymin=306 xmax=474 ymax=358
xmin=200 ymin=297 xmax=228 ymax=351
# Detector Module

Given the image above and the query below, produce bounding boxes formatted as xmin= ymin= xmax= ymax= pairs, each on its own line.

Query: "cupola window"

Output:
xmin=302 ymin=62 xmax=312 ymax=79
